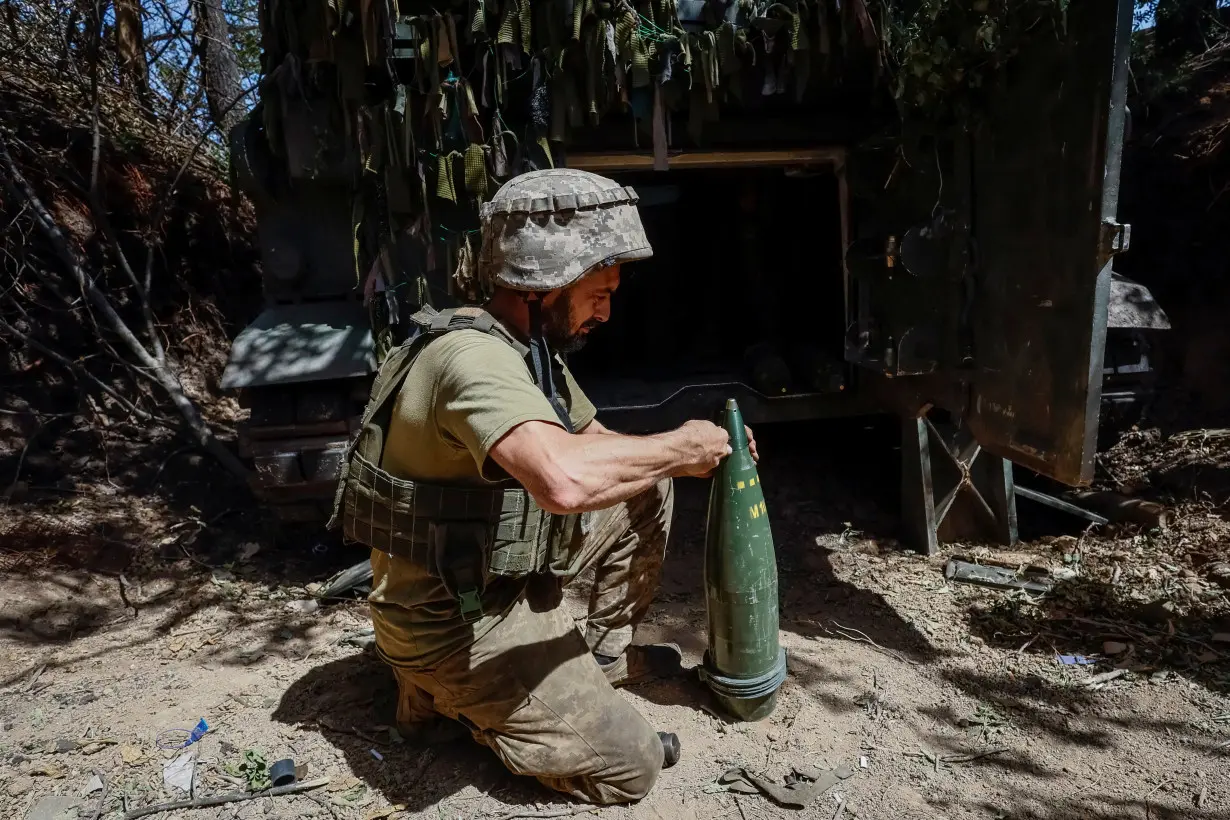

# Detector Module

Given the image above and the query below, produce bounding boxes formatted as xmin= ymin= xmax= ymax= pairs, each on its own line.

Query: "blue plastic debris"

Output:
xmin=156 ymin=718 xmax=210 ymax=750
xmin=1057 ymin=654 xmax=1097 ymax=666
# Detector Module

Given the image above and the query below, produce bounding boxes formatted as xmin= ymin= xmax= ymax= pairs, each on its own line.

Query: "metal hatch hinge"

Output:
xmin=1098 ymin=219 xmax=1132 ymax=269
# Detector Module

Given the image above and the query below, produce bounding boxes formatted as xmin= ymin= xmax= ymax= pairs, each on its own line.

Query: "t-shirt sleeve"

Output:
xmin=560 ymin=360 xmax=597 ymax=431
xmin=431 ymin=332 xmax=567 ymax=479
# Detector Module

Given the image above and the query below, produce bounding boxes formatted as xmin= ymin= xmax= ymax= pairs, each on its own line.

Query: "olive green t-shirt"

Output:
xmin=368 ymin=327 xmax=596 ymax=671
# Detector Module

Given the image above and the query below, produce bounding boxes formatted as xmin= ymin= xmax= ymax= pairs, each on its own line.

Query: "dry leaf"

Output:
xmin=30 ymin=763 xmax=66 ymax=778
xmin=327 ymin=775 xmax=362 ymax=793
xmin=363 ymin=805 xmax=406 ymax=820
xmin=120 ymin=744 xmax=146 ymax=765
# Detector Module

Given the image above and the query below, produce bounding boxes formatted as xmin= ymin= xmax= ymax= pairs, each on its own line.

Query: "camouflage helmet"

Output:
xmin=477 ymin=168 xmax=653 ymax=292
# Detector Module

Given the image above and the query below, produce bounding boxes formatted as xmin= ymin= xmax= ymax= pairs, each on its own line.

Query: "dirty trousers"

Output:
xmin=388 ymin=478 xmax=674 ymax=804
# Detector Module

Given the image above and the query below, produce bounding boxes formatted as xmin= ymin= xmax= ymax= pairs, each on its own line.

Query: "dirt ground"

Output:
xmin=2 ymin=421 xmax=1230 ymax=820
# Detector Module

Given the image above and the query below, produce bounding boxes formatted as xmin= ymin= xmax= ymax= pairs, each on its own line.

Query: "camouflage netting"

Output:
xmin=882 ymin=0 xmax=1071 ymax=117
xmin=238 ymin=0 xmax=1074 ymax=360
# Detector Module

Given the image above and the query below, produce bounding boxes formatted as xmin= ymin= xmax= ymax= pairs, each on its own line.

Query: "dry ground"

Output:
xmin=2 ymin=421 xmax=1229 ymax=820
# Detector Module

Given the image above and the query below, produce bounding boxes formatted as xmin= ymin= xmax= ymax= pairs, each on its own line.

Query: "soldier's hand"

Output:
xmin=675 ymin=420 xmax=732 ymax=478
xmin=745 ymin=425 xmax=758 ymax=463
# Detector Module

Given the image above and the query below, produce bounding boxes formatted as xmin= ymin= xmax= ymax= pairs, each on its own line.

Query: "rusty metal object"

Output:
xmin=943 ymin=558 xmax=1054 ymax=595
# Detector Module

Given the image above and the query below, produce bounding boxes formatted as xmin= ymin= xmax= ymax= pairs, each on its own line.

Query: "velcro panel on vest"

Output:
xmin=338 ymin=451 xmax=550 ymax=576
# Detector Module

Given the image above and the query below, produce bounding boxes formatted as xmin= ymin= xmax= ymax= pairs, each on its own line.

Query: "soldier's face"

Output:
xmin=543 ymin=265 xmax=621 ymax=353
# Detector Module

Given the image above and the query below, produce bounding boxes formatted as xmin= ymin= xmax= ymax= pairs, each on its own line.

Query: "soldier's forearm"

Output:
xmin=489 ymin=421 xmax=707 ymax=515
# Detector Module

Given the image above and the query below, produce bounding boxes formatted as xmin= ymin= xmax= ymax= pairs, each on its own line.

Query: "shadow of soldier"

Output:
xmin=272 ymin=633 xmax=639 ymax=815
xmin=269 ymin=650 xmax=543 ymax=814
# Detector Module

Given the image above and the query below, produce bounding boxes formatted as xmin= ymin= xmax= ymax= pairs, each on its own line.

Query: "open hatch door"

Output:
xmin=966 ymin=0 xmax=1134 ymax=485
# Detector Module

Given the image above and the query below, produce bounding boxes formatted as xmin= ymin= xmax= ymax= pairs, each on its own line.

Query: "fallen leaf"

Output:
xmin=120 ymin=744 xmax=146 ymax=766
xmin=30 ymin=763 xmax=67 ymax=778
xmin=363 ymin=805 xmax=406 ymax=820
xmin=326 ymin=775 xmax=361 ymax=793
xmin=169 ymin=640 xmax=186 ymax=653
xmin=1103 ymin=641 xmax=1128 ymax=655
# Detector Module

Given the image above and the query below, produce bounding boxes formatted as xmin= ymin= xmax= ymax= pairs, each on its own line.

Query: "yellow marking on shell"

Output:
xmin=749 ymin=504 xmax=760 ymax=519
xmin=749 ymin=477 xmax=757 ymax=486
xmin=759 ymin=500 xmax=767 ymax=515
xmin=736 ymin=481 xmax=746 ymax=490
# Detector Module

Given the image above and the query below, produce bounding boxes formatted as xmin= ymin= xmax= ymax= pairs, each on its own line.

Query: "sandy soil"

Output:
xmin=2 ymin=423 xmax=1229 ymax=820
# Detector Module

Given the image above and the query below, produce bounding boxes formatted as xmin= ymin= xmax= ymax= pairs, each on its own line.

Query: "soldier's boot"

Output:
xmin=595 ymin=642 xmax=685 ymax=688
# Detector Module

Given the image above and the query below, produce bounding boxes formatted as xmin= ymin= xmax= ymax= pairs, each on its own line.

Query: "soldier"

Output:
xmin=331 ymin=168 xmax=756 ymax=804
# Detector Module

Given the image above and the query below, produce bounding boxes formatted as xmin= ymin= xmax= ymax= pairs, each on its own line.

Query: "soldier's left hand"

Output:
xmin=745 ymin=425 xmax=758 ymax=463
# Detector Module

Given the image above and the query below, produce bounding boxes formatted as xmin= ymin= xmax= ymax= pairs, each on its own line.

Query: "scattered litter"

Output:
xmin=84 ymin=774 xmax=104 ymax=795
xmin=157 ymin=718 xmax=209 ymax=750
xmin=369 ymin=749 xmax=384 ymax=761
xmin=1084 ymin=669 xmax=1128 ymax=689
xmin=943 ymin=558 xmax=1053 ymax=594
xmin=859 ymin=756 xmax=869 ymax=769
xmin=286 ymin=599 xmax=321 ymax=615
xmin=1057 ymin=654 xmax=1097 ymax=666
xmin=269 ymin=758 xmax=297 ymax=787
xmin=713 ymin=762 xmax=856 ymax=808
xmin=163 ymin=750 xmax=197 ymax=793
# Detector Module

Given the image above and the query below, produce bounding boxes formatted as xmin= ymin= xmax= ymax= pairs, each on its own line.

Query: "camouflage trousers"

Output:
xmin=386 ymin=477 xmax=675 ymax=804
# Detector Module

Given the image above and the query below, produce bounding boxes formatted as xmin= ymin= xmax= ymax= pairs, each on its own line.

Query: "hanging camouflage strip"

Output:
xmin=247 ymin=0 xmax=1077 ymax=363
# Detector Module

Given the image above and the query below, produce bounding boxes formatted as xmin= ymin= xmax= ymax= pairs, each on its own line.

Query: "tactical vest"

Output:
xmin=327 ymin=305 xmax=588 ymax=622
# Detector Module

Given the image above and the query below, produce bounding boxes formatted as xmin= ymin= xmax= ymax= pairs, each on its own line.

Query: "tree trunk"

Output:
xmin=192 ymin=0 xmax=244 ymax=138
xmin=114 ymin=0 xmax=151 ymax=109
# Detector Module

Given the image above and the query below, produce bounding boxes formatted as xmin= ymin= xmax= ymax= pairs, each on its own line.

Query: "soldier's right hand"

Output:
xmin=674 ymin=420 xmax=732 ymax=478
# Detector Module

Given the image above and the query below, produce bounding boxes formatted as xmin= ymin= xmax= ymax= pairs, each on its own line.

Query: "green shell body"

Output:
xmin=701 ymin=399 xmax=786 ymax=721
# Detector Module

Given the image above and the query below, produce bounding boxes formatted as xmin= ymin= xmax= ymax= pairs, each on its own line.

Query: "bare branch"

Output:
xmin=0 ymin=316 xmax=154 ymax=423
xmin=0 ymin=132 xmax=250 ymax=483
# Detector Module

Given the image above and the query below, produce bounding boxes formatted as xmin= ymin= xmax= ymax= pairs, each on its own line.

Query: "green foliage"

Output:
xmin=222 ymin=748 xmax=271 ymax=792
xmin=881 ymin=0 xmax=1071 ymax=119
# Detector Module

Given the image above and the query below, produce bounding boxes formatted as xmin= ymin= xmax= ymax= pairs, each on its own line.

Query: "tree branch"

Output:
xmin=122 ymin=778 xmax=331 ymax=820
xmin=0 ymin=315 xmax=155 ymax=423
xmin=0 ymin=133 xmax=249 ymax=482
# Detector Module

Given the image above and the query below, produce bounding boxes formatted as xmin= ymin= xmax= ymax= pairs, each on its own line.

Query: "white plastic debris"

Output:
xmin=163 ymin=750 xmax=196 ymax=793
xmin=84 ymin=774 xmax=104 ymax=795
xmin=369 ymin=749 xmax=384 ymax=761
xmin=859 ymin=756 xmax=869 ymax=769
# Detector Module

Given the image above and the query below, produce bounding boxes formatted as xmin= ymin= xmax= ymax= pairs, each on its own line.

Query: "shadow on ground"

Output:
xmin=271 ymin=651 xmax=552 ymax=814
xmin=964 ymin=573 xmax=1230 ymax=693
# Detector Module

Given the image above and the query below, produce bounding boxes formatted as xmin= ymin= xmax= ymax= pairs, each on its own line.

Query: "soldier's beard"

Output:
xmin=542 ymin=291 xmax=596 ymax=354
